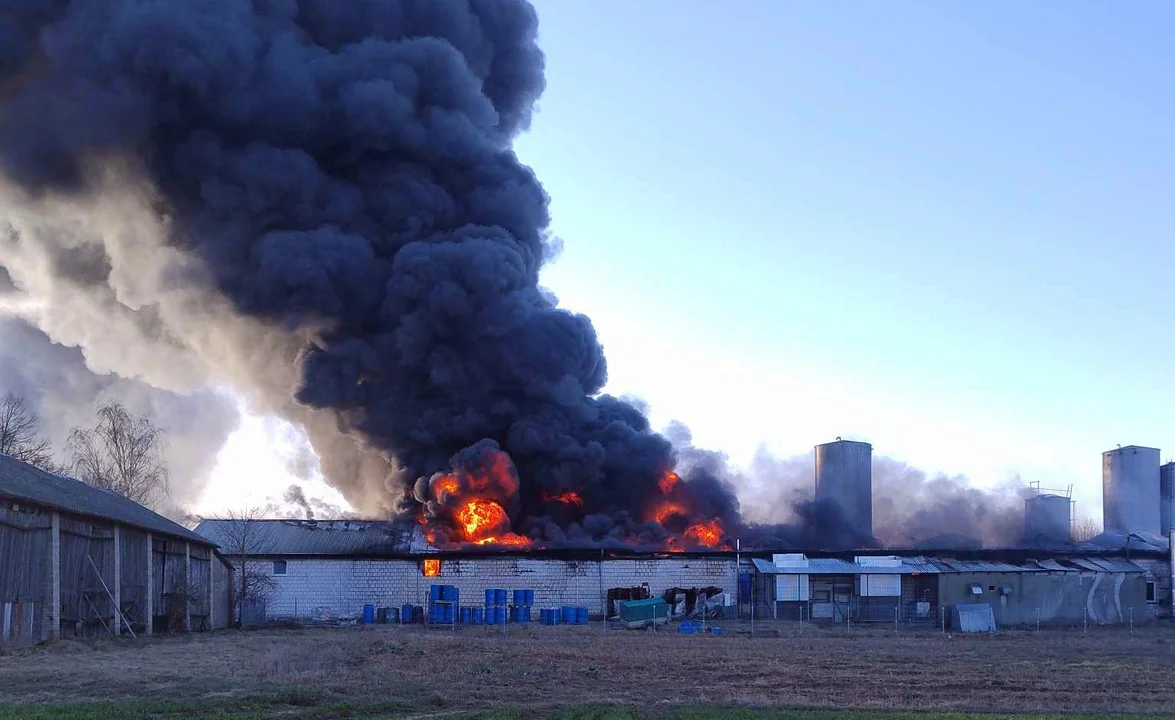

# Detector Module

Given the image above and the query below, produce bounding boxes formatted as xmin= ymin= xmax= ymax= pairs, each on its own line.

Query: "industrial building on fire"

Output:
xmin=193 ymin=439 xmax=1174 ymax=630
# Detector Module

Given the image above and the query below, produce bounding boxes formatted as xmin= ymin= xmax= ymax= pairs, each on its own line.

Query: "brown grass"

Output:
xmin=2 ymin=621 xmax=1174 ymax=715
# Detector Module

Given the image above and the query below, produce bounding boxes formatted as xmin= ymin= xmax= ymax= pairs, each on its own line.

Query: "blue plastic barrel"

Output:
xmin=494 ymin=589 xmax=507 ymax=606
xmin=401 ymin=603 xmax=414 ymax=624
xmin=499 ymin=607 xmax=508 ymax=625
xmin=461 ymin=606 xmax=472 ymax=624
xmin=539 ymin=608 xmax=549 ymax=625
xmin=430 ymin=584 xmax=444 ymax=602
xmin=560 ymin=606 xmax=575 ymax=624
xmin=362 ymin=604 xmax=375 ymax=625
xmin=576 ymin=607 xmax=589 ymax=625
xmin=471 ymin=607 xmax=484 ymax=625
xmin=485 ymin=589 xmax=496 ymax=606
xmin=441 ymin=585 xmax=459 ymax=603
xmin=513 ymin=589 xmax=525 ymax=607
xmin=525 ymin=589 xmax=535 ymax=606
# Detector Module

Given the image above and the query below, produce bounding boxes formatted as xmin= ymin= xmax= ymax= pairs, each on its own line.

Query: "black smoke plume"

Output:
xmin=0 ymin=1 xmax=1031 ymax=550
xmin=0 ymin=0 xmax=703 ymax=541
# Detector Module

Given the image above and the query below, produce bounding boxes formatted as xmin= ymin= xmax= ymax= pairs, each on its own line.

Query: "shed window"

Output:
xmin=1146 ymin=581 xmax=1157 ymax=603
xmin=968 ymin=584 xmax=984 ymax=596
xmin=273 ymin=560 xmax=287 ymax=576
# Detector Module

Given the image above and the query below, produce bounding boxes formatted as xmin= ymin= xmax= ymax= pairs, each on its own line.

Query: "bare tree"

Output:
xmin=67 ymin=401 xmax=168 ymax=507
xmin=1073 ymin=516 xmax=1102 ymax=542
xmin=0 ymin=392 xmax=56 ymax=471
xmin=219 ymin=507 xmax=277 ymax=627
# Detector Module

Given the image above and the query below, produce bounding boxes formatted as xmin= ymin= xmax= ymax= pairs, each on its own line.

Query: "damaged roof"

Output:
xmin=0 ymin=452 xmax=212 ymax=545
xmin=195 ymin=518 xmax=430 ymax=555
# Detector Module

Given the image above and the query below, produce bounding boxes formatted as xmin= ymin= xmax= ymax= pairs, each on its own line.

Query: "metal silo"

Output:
xmin=814 ymin=438 xmax=873 ymax=543
xmin=1161 ymin=461 xmax=1175 ymax=537
xmin=1102 ymin=445 xmax=1161 ymax=536
xmin=1024 ymin=492 xmax=1072 ymax=543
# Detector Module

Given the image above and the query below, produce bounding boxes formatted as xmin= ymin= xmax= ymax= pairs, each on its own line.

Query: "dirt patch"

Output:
xmin=2 ymin=622 xmax=1174 ymax=714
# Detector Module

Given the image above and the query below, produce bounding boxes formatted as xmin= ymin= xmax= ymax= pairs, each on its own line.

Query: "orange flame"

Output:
xmin=650 ymin=501 xmax=687 ymax=525
xmin=422 ymin=558 xmax=441 ymax=577
xmin=544 ymin=490 xmax=584 ymax=506
xmin=456 ymin=499 xmax=509 ymax=540
xmin=658 ymin=470 xmax=680 ymax=495
xmin=684 ymin=519 xmax=723 ymax=548
xmin=434 ymin=475 xmax=460 ymax=498
xmin=473 ymin=532 xmax=532 ymax=547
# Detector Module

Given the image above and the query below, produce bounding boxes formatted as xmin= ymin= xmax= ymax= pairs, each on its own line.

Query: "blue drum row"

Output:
xmin=429 ymin=584 xmax=460 ymax=603
xmin=540 ymin=606 xmax=589 ymax=625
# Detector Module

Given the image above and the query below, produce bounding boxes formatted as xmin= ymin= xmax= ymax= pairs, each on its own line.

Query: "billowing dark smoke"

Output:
xmin=0 ymin=1 xmax=1033 ymax=551
xmin=0 ymin=0 xmax=720 ymax=543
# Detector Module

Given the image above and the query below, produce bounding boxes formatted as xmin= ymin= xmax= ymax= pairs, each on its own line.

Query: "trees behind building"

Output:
xmin=0 ymin=392 xmax=56 ymax=471
xmin=66 ymin=401 xmax=169 ymax=509
xmin=219 ymin=507 xmax=277 ymax=626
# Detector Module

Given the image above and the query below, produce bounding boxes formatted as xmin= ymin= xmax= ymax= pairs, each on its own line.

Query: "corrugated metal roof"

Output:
xmin=0 ymin=452 xmax=210 ymax=545
xmin=1068 ymin=557 xmax=1146 ymax=573
xmin=195 ymin=518 xmax=421 ymax=555
xmin=751 ymin=556 xmax=939 ymax=575
xmin=751 ymin=558 xmax=779 ymax=573
xmin=930 ymin=558 xmax=1036 ymax=573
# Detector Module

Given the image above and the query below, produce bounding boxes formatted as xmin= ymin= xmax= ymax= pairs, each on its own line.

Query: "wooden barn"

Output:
xmin=0 ymin=453 xmax=232 ymax=645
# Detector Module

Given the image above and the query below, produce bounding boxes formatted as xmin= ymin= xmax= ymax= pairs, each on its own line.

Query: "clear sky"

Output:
xmin=199 ymin=0 xmax=1173 ymax=521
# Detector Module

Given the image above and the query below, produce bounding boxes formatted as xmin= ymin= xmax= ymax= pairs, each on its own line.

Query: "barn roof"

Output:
xmin=0 ymin=452 xmax=211 ymax=545
xmin=195 ymin=518 xmax=426 ymax=555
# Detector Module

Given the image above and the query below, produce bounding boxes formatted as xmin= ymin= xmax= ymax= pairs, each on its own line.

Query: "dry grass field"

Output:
xmin=2 ymin=622 xmax=1174 ymax=719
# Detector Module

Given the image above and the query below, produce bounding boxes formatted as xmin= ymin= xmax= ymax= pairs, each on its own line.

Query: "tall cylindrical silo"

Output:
xmin=814 ymin=439 xmax=873 ymax=543
xmin=1024 ymin=494 xmax=1071 ymax=543
xmin=1102 ymin=446 xmax=1161 ymax=536
xmin=1161 ymin=461 xmax=1175 ymax=537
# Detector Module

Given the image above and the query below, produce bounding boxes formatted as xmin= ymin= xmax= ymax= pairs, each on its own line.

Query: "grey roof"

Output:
xmin=195 ymin=518 xmax=428 ymax=555
xmin=930 ymin=558 xmax=1036 ymax=573
xmin=752 ymin=556 xmax=937 ymax=575
xmin=0 ymin=452 xmax=210 ymax=545
xmin=751 ymin=554 xmax=1148 ymax=577
xmin=1067 ymin=557 xmax=1146 ymax=573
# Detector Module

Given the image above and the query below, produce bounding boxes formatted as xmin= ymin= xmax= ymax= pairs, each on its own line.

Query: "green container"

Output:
xmin=618 ymin=598 xmax=668 ymax=623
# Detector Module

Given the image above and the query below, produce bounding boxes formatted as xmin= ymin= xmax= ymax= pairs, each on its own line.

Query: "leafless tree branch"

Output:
xmin=219 ymin=507 xmax=276 ymax=626
xmin=67 ymin=401 xmax=169 ymax=507
xmin=1073 ymin=516 xmax=1102 ymax=542
xmin=0 ymin=392 xmax=56 ymax=471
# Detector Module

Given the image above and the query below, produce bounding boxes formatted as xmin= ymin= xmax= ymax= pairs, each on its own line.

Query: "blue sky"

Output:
xmin=201 ymin=1 xmax=1172 ymax=521
xmin=509 ymin=0 xmax=1174 ymax=517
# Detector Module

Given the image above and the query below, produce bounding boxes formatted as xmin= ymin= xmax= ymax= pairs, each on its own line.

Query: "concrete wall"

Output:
xmin=241 ymin=556 xmax=738 ymax=621
xmin=938 ymin=571 xmax=1153 ymax=626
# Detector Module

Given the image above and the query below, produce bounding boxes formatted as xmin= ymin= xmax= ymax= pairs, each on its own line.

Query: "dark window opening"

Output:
xmin=1146 ymin=581 xmax=1157 ymax=603
xmin=273 ymin=560 xmax=287 ymax=575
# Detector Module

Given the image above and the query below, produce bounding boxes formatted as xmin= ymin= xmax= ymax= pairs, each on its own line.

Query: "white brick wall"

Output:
xmin=245 ymin=556 xmax=737 ymax=620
